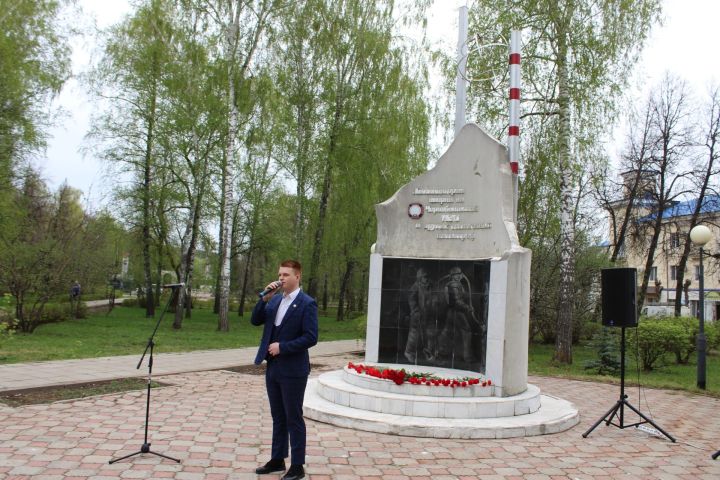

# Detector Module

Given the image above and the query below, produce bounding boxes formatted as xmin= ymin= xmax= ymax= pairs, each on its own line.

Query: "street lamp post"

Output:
xmin=690 ymin=224 xmax=712 ymax=390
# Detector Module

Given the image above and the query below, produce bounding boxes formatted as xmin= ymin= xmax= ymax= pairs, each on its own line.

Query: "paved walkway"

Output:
xmin=0 ymin=340 xmax=363 ymax=392
xmin=1 ymin=341 xmax=719 ymax=479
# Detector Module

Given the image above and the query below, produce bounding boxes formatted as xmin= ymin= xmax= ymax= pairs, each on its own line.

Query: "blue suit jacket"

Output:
xmin=251 ymin=290 xmax=318 ymax=377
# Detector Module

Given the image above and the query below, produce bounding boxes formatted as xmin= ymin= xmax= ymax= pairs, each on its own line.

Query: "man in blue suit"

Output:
xmin=251 ymin=259 xmax=318 ymax=480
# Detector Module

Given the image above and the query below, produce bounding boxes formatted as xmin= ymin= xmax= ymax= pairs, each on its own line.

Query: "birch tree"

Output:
xmin=464 ymin=0 xmax=661 ymax=363
xmin=89 ymin=0 xmax=175 ymax=317
xmin=195 ymin=0 xmax=281 ymax=331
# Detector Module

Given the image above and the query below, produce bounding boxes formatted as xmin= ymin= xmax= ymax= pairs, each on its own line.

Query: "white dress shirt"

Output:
xmin=274 ymin=287 xmax=301 ymax=326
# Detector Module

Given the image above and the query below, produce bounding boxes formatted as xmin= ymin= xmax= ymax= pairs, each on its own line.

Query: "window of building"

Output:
xmin=649 ymin=266 xmax=657 ymax=281
xmin=670 ymin=265 xmax=678 ymax=281
xmin=670 ymin=232 xmax=680 ymax=249
xmin=695 ymin=265 xmax=701 ymax=281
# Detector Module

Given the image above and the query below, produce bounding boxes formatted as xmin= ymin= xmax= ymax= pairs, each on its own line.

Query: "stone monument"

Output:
xmin=303 ymin=124 xmax=578 ymax=438
xmin=367 ymin=123 xmax=530 ymax=397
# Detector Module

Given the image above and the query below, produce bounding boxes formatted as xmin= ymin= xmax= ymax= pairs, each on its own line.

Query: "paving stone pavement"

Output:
xmin=1 ymin=348 xmax=719 ymax=479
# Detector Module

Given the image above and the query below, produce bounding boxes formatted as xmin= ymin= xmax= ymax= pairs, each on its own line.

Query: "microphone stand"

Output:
xmin=109 ymin=285 xmax=183 ymax=464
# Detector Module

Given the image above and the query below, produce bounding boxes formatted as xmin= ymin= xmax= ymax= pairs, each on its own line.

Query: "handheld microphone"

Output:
xmin=162 ymin=282 xmax=185 ymax=288
xmin=258 ymin=281 xmax=282 ymax=298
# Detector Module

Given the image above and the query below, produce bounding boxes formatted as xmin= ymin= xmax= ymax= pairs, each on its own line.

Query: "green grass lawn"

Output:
xmin=0 ymin=304 xmax=362 ymax=364
xmin=529 ymin=342 xmax=720 ymax=397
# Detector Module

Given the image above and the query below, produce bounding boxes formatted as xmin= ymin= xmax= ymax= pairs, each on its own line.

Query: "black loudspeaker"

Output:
xmin=601 ymin=268 xmax=637 ymax=328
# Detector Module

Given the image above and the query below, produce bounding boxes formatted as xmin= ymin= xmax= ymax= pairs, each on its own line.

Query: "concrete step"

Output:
xmin=317 ymin=370 xmax=539 ymax=419
xmin=304 ymin=374 xmax=580 ymax=439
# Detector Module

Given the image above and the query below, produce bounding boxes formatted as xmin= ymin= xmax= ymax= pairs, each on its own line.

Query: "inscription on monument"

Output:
xmin=409 ymin=186 xmax=491 ymax=240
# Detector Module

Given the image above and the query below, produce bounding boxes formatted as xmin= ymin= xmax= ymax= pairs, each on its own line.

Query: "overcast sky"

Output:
xmin=40 ymin=0 xmax=720 ymax=208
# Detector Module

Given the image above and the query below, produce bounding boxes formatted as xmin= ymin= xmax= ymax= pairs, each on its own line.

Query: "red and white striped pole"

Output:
xmin=508 ymin=30 xmax=521 ymax=221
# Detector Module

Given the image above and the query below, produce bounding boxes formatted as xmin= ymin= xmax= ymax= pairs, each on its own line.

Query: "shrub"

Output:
xmin=670 ymin=316 xmax=700 ymax=364
xmin=121 ymin=297 xmax=149 ymax=308
xmin=628 ymin=317 xmax=685 ymax=371
xmin=40 ymin=302 xmax=87 ymax=323
xmin=122 ymin=298 xmax=138 ymax=308
xmin=708 ymin=320 xmax=720 ymax=351
xmin=0 ymin=311 xmax=14 ymax=348
xmin=649 ymin=316 xmax=720 ymax=365
xmin=584 ymin=327 xmax=621 ymax=375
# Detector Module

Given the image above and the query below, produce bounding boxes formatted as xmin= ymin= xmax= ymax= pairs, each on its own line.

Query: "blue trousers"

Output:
xmin=265 ymin=362 xmax=308 ymax=465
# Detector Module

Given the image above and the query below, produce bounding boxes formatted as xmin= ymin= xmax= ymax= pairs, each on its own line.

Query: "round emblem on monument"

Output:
xmin=408 ymin=203 xmax=424 ymax=219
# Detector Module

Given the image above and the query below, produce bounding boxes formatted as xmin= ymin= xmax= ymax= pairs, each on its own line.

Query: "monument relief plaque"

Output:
xmin=378 ymin=258 xmax=489 ymax=373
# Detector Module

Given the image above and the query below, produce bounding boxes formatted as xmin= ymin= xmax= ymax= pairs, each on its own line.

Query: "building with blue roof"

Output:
xmin=606 ymin=171 xmax=720 ymax=319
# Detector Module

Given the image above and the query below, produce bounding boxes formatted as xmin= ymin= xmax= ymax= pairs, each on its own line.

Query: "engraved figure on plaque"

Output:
xmin=403 ymin=268 xmax=438 ymax=363
xmin=438 ymin=266 xmax=482 ymax=367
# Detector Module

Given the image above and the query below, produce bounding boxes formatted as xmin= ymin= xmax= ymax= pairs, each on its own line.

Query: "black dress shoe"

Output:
xmin=255 ymin=459 xmax=286 ymax=474
xmin=281 ymin=464 xmax=305 ymax=480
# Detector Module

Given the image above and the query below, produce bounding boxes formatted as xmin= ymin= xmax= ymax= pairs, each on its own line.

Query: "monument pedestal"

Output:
xmin=303 ymin=365 xmax=578 ymax=439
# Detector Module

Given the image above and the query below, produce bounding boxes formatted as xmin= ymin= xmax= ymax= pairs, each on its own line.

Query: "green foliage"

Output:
xmin=0 ymin=312 xmax=14 ymax=347
xmin=529 ymin=240 xmax=612 ymax=344
xmin=0 ymin=0 xmax=72 ymax=182
xmin=584 ymin=327 xmax=621 ymax=375
xmin=593 ymin=317 xmax=720 ymax=372
xmin=460 ymin=0 xmax=662 ymax=363
xmin=0 ymin=172 xmax=121 ymax=333
xmin=121 ymin=298 xmax=139 ymax=308
xmin=355 ymin=315 xmax=367 ymax=339
xmin=41 ymin=302 xmax=88 ymax=323
xmin=668 ymin=316 xmax=720 ymax=364
xmin=628 ymin=317 xmax=687 ymax=371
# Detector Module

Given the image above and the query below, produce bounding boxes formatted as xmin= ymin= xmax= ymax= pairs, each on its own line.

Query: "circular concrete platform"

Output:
xmin=303 ymin=370 xmax=579 ymax=439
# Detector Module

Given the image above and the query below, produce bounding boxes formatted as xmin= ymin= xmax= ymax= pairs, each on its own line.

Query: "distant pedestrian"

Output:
xmin=70 ymin=281 xmax=82 ymax=318
xmin=70 ymin=281 xmax=81 ymax=299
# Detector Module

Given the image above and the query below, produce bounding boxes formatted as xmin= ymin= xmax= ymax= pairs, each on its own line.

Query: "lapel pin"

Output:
xmin=293 ymin=304 xmax=297 ymax=308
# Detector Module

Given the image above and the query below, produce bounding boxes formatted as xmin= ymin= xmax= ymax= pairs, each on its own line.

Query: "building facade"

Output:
xmin=608 ymin=170 xmax=720 ymax=320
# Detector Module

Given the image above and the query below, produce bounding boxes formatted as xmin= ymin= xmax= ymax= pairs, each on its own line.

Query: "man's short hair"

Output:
xmin=280 ymin=259 xmax=302 ymax=274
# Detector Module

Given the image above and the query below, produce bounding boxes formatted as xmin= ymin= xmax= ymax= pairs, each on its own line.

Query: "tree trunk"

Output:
xmin=142 ymin=70 xmax=158 ymax=318
xmin=239 ymin=248 xmax=253 ymax=317
xmin=322 ymin=272 xmax=328 ymax=312
xmin=554 ymin=19 xmax=575 ymax=364
xmin=637 ymin=213 xmax=664 ymax=317
xmin=336 ymin=260 xmax=355 ymax=322
xmin=213 ymin=209 xmax=223 ymax=314
xmin=307 ymin=99 xmax=342 ymax=298
xmin=674 ymin=102 xmax=717 ymax=315
xmin=155 ymin=253 xmax=162 ymax=308
xmin=217 ymin=10 xmax=241 ymax=333
xmin=611 ymin=168 xmax=646 ymax=262
xmin=173 ymin=176 xmax=206 ymax=328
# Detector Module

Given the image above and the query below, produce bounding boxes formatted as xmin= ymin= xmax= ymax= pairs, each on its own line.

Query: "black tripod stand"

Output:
xmin=583 ymin=327 xmax=675 ymax=442
xmin=109 ymin=284 xmax=183 ymax=464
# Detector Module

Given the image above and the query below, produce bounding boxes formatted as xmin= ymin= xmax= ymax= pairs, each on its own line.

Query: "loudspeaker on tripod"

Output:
xmin=601 ymin=267 xmax=637 ymax=328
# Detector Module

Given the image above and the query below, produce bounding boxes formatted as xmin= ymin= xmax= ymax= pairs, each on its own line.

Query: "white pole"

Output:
xmin=508 ymin=30 xmax=521 ymax=222
xmin=454 ymin=5 xmax=468 ymax=137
